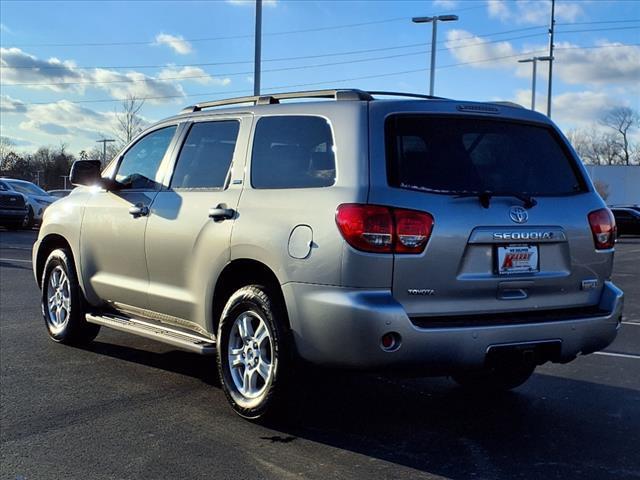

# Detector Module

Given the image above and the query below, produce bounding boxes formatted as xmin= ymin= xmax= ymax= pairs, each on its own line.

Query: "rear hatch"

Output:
xmin=368 ymin=101 xmax=614 ymax=320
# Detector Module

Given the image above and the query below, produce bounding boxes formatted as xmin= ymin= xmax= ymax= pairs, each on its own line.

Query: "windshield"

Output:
xmin=385 ymin=116 xmax=586 ymax=196
xmin=6 ymin=180 xmax=49 ymax=196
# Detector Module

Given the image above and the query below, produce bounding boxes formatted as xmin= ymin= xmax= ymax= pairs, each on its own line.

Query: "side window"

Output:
xmin=251 ymin=116 xmax=336 ymax=189
xmin=171 ymin=121 xmax=240 ymax=189
xmin=115 ymin=126 xmax=177 ymax=190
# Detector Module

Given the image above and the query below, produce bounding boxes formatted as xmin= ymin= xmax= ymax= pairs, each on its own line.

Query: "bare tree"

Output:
xmin=0 ymin=136 xmax=15 ymax=163
xmin=600 ymin=107 xmax=639 ymax=165
xmin=567 ymin=128 xmax=620 ymax=165
xmin=114 ymin=94 xmax=145 ymax=146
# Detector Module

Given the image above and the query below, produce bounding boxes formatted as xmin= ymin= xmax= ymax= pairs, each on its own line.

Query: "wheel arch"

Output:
xmin=35 ymin=234 xmax=75 ymax=288
xmin=211 ymin=259 xmax=290 ymax=336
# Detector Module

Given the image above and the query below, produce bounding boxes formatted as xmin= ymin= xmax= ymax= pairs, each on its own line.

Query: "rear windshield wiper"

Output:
xmin=455 ymin=190 xmax=537 ymax=209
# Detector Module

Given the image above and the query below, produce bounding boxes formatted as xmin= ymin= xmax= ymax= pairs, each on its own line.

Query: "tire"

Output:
xmin=452 ymin=362 xmax=535 ymax=392
xmin=41 ymin=248 xmax=100 ymax=345
xmin=22 ymin=207 xmax=34 ymax=229
xmin=217 ymin=285 xmax=291 ymax=420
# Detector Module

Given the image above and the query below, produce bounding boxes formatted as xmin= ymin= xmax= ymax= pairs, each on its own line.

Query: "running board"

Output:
xmin=86 ymin=313 xmax=216 ymax=355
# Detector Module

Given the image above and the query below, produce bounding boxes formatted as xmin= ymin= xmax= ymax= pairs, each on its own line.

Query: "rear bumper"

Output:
xmin=283 ymin=281 xmax=623 ymax=370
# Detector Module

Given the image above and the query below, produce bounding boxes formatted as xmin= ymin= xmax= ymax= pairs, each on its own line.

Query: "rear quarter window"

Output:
xmin=385 ymin=115 xmax=586 ymax=196
xmin=251 ymin=115 xmax=336 ymax=189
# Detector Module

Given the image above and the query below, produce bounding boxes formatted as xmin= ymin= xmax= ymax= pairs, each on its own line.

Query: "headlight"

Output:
xmin=36 ymin=198 xmax=53 ymax=206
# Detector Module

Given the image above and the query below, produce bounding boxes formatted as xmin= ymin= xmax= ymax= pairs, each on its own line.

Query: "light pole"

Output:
xmin=254 ymin=0 xmax=262 ymax=96
xmin=412 ymin=14 xmax=458 ymax=96
xmin=518 ymin=56 xmax=552 ymax=111
xmin=96 ymin=138 xmax=115 ymax=168
xmin=546 ymin=0 xmax=556 ymax=117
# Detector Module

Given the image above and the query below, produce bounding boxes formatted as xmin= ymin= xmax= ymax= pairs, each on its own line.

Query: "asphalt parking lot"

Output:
xmin=1 ymin=229 xmax=639 ymax=480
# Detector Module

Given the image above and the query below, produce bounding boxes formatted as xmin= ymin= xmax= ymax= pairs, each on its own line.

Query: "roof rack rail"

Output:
xmin=367 ymin=91 xmax=446 ymax=100
xmin=180 ymin=88 xmax=373 ymax=114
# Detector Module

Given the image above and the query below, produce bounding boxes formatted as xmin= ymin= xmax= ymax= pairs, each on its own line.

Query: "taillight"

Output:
xmin=588 ymin=208 xmax=616 ymax=250
xmin=394 ymin=209 xmax=434 ymax=253
xmin=336 ymin=204 xmax=434 ymax=254
xmin=335 ymin=204 xmax=393 ymax=253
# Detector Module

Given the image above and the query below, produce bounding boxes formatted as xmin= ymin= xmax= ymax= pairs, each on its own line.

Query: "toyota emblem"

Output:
xmin=509 ymin=206 xmax=528 ymax=224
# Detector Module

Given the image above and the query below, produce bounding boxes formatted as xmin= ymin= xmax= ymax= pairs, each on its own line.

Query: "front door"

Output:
xmin=80 ymin=125 xmax=179 ymax=309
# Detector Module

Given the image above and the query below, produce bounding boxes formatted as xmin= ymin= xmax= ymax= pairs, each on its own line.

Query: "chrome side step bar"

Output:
xmin=86 ymin=313 xmax=216 ymax=355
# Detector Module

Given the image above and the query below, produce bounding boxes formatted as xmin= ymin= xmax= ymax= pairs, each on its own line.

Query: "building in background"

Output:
xmin=585 ymin=166 xmax=640 ymax=205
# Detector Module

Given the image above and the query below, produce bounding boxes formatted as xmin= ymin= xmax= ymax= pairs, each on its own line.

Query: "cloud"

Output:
xmin=0 ymin=48 xmax=188 ymax=102
xmin=553 ymin=42 xmax=640 ymax=86
xmin=445 ymin=30 xmax=640 ymax=88
xmin=158 ymin=66 xmax=231 ymax=86
xmin=486 ymin=0 xmax=583 ymax=25
xmin=445 ymin=29 xmax=517 ymax=68
xmin=0 ymin=95 xmax=27 ymax=113
xmin=154 ymin=33 xmax=193 ymax=55
xmin=0 ymin=47 xmax=84 ymax=92
xmin=487 ymin=0 xmax=510 ymax=21
xmin=18 ymin=100 xmax=121 ymax=139
xmin=0 ymin=23 xmax=12 ymax=34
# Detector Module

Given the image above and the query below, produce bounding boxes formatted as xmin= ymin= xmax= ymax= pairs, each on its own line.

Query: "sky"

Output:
xmin=1 ymin=0 xmax=639 ymax=153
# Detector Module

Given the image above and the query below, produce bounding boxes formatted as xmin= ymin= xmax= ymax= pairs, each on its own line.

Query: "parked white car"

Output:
xmin=0 ymin=178 xmax=56 ymax=227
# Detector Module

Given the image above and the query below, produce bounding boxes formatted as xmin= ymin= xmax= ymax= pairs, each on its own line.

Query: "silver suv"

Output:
xmin=33 ymin=89 xmax=624 ymax=419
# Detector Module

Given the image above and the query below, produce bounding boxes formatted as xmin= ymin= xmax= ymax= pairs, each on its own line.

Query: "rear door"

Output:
xmin=144 ymin=115 xmax=250 ymax=331
xmin=368 ymin=102 xmax=611 ymax=318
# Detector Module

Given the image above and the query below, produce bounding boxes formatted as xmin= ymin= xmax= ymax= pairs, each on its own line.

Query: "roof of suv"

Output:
xmin=141 ymin=88 xmax=554 ymax=135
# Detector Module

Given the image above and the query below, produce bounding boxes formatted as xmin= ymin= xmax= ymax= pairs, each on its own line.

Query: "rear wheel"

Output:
xmin=452 ymin=362 xmax=535 ymax=391
xmin=217 ymin=285 xmax=290 ymax=420
xmin=41 ymin=248 xmax=100 ymax=344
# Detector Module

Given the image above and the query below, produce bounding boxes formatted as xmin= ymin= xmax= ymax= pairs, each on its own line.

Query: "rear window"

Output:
xmin=386 ymin=116 xmax=585 ymax=196
xmin=251 ymin=116 xmax=336 ymax=189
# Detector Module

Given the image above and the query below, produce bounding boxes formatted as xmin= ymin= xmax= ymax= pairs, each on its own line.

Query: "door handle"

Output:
xmin=208 ymin=204 xmax=235 ymax=222
xmin=128 ymin=203 xmax=149 ymax=218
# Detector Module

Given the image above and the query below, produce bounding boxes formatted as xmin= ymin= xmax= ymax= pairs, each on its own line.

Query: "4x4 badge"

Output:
xmin=509 ymin=206 xmax=528 ymax=224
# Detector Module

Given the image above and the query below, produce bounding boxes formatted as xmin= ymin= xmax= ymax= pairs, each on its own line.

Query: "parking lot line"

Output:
xmin=0 ymin=258 xmax=32 ymax=263
xmin=594 ymin=351 xmax=640 ymax=360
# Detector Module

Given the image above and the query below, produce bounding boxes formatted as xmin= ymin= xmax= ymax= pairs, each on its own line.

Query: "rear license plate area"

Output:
xmin=496 ymin=244 xmax=539 ymax=274
xmin=486 ymin=341 xmax=562 ymax=366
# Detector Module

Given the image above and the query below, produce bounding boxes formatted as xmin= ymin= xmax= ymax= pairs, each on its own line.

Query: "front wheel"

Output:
xmin=41 ymin=248 xmax=100 ymax=344
xmin=217 ymin=285 xmax=291 ymax=420
xmin=452 ymin=362 xmax=535 ymax=392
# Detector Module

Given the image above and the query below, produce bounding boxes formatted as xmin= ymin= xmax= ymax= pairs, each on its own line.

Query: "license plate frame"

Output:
xmin=496 ymin=244 xmax=539 ymax=275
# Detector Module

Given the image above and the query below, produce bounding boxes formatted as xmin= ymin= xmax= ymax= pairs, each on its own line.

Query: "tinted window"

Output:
xmin=171 ymin=121 xmax=239 ymax=189
xmin=116 ymin=126 xmax=177 ymax=190
xmin=386 ymin=116 xmax=585 ymax=196
xmin=251 ymin=116 xmax=335 ymax=189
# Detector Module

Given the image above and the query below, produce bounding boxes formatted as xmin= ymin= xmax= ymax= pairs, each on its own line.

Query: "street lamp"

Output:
xmin=517 ymin=56 xmax=552 ymax=111
xmin=412 ymin=14 xmax=459 ymax=96
xmin=96 ymin=138 xmax=116 ymax=168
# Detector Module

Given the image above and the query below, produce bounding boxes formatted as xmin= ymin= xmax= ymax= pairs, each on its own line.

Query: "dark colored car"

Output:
xmin=611 ymin=207 xmax=640 ymax=236
xmin=0 ymin=189 xmax=28 ymax=228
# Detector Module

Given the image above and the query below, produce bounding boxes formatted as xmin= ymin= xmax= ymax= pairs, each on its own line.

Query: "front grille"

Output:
xmin=0 ymin=194 xmax=26 ymax=209
xmin=410 ymin=305 xmax=608 ymax=329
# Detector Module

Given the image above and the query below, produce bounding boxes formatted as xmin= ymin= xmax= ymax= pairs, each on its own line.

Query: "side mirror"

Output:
xmin=69 ymin=160 xmax=102 ymax=187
